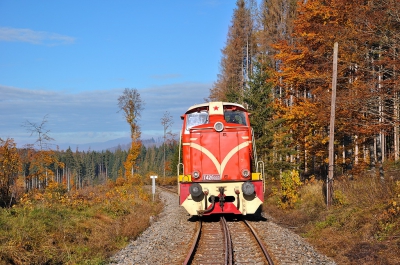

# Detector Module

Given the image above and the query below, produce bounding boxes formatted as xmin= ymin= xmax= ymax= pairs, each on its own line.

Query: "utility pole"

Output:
xmin=328 ymin=42 xmax=338 ymax=207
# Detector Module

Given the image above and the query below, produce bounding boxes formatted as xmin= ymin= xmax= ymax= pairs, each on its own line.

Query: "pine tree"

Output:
xmin=210 ymin=0 xmax=256 ymax=103
xmin=244 ymin=62 xmax=274 ymax=161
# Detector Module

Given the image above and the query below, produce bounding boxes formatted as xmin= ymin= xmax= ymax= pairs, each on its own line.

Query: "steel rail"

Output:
xmin=243 ymin=219 xmax=275 ymax=265
xmin=182 ymin=219 xmax=202 ymax=265
xmin=220 ymin=216 xmax=233 ymax=265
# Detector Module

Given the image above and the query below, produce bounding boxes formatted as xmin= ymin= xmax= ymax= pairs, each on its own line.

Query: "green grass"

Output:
xmin=0 ymin=179 xmax=163 ymax=265
xmin=264 ymin=176 xmax=400 ymax=264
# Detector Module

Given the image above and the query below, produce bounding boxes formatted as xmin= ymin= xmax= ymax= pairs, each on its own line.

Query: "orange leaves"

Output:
xmin=273 ymin=0 xmax=351 ymax=93
xmin=124 ymin=140 xmax=142 ymax=179
xmin=0 ymin=138 xmax=21 ymax=178
xmin=0 ymin=138 xmax=21 ymax=207
xmin=27 ymin=149 xmax=59 ymax=181
xmin=276 ymin=98 xmax=324 ymax=134
xmin=269 ymin=0 xmax=397 ymax=172
xmin=19 ymin=175 xmax=144 ymax=215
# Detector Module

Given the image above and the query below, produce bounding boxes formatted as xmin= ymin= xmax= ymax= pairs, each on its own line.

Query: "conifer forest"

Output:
xmin=210 ymin=0 xmax=400 ymax=181
xmin=2 ymin=0 xmax=400 ymax=204
xmin=1 ymin=1 xmax=400 ymax=264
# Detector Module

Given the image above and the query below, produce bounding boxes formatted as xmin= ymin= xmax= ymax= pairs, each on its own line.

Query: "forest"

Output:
xmin=1 ymin=0 xmax=400 ymax=263
xmin=23 ymin=142 xmax=178 ymax=189
xmin=2 ymin=0 xmax=399 ymax=203
xmin=0 ymin=87 xmax=178 ymax=208
xmin=209 ymin=0 xmax=400 ymax=181
xmin=0 ymin=137 xmax=178 ymax=205
xmin=209 ymin=1 xmax=400 ymax=262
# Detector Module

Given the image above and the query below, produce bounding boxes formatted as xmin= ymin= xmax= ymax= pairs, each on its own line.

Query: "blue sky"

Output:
xmin=0 ymin=0 xmax=238 ymax=149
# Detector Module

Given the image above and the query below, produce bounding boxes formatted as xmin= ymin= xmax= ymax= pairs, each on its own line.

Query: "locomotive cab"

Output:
xmin=178 ymin=102 xmax=264 ymax=216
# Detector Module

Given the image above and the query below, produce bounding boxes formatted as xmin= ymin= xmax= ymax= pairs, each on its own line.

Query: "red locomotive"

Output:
xmin=178 ymin=102 xmax=264 ymax=216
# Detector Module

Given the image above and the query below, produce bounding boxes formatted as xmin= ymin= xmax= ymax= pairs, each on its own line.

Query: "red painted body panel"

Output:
xmin=178 ymin=102 xmax=264 ymax=215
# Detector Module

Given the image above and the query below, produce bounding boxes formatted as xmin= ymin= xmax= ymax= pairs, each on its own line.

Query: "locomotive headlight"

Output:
xmin=242 ymin=181 xmax=255 ymax=196
xmin=189 ymin=183 xmax=203 ymax=198
xmin=192 ymin=170 xmax=201 ymax=179
xmin=214 ymin=122 xmax=224 ymax=132
xmin=242 ymin=169 xmax=250 ymax=178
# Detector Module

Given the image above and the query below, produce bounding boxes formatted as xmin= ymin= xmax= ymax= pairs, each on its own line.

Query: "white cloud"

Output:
xmin=0 ymin=27 xmax=75 ymax=45
xmin=0 ymin=83 xmax=210 ymax=146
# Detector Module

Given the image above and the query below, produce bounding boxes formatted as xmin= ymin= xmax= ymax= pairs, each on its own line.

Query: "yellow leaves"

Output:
xmin=278 ymin=170 xmax=302 ymax=209
xmin=33 ymin=192 xmax=44 ymax=201
xmin=27 ymin=149 xmax=60 ymax=181
xmin=138 ymin=186 xmax=150 ymax=202
xmin=124 ymin=141 xmax=141 ymax=178
xmin=0 ymin=138 xmax=21 ymax=206
xmin=18 ymin=175 xmax=145 ymax=216
xmin=115 ymin=177 xmax=126 ymax=186
xmin=0 ymin=138 xmax=21 ymax=176
xmin=379 ymin=199 xmax=400 ymax=222
xmin=376 ymin=181 xmax=400 ymax=234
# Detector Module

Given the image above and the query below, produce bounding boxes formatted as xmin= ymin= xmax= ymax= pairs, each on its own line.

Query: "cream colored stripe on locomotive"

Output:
xmin=190 ymin=143 xmax=221 ymax=174
xmin=220 ymin=141 xmax=249 ymax=174
xmin=190 ymin=142 xmax=249 ymax=175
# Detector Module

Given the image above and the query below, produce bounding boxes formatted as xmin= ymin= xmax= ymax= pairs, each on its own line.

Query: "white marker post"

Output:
xmin=150 ymin=175 xmax=157 ymax=201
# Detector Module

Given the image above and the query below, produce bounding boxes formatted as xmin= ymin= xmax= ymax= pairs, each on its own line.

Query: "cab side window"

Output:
xmin=224 ymin=111 xmax=247 ymax=125
xmin=186 ymin=112 xmax=209 ymax=132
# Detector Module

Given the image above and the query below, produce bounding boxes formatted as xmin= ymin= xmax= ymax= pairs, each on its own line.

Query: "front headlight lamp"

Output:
xmin=192 ymin=170 xmax=201 ymax=179
xmin=214 ymin=122 xmax=224 ymax=132
xmin=242 ymin=169 xmax=250 ymax=178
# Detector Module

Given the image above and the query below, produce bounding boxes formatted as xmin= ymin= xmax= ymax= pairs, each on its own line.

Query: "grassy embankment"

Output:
xmin=3 ymin=166 xmax=398 ymax=265
xmin=264 ymin=167 xmax=400 ymax=265
xmin=0 ymin=175 xmax=170 ymax=265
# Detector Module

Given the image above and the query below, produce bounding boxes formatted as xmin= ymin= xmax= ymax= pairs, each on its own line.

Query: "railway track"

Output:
xmin=183 ymin=215 xmax=275 ymax=265
xmin=158 ymin=185 xmax=274 ymax=264
xmin=111 ymin=186 xmax=335 ymax=265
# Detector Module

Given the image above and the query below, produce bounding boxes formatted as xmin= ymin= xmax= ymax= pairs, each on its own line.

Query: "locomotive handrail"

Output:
xmin=178 ymin=131 xmax=183 ymax=196
xmin=178 ymin=130 xmax=182 ymax=166
xmin=252 ymin=127 xmax=266 ymax=192
xmin=177 ymin=163 xmax=183 ymax=196
xmin=252 ymin=128 xmax=258 ymax=169
xmin=257 ymin=161 xmax=265 ymax=193
xmin=177 ymin=163 xmax=184 ymax=179
xmin=179 ymin=102 xmax=265 ymax=216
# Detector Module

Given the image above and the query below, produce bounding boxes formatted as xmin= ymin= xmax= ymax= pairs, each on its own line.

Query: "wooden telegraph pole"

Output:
xmin=327 ymin=42 xmax=338 ymax=207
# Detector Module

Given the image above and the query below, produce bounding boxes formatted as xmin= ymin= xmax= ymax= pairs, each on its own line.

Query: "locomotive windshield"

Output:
xmin=186 ymin=111 xmax=209 ymax=131
xmin=224 ymin=110 xmax=247 ymax=125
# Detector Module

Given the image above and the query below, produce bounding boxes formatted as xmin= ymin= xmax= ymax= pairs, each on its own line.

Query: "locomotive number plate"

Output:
xmin=203 ymin=174 xmax=221 ymax=180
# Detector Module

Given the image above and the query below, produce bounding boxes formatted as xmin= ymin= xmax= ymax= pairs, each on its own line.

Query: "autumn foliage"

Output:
xmin=0 ymin=175 xmax=162 ymax=264
xmin=211 ymin=1 xmax=400 ymax=263
xmin=210 ymin=0 xmax=400 ymax=179
xmin=118 ymin=88 xmax=144 ymax=179
xmin=0 ymin=138 xmax=21 ymax=207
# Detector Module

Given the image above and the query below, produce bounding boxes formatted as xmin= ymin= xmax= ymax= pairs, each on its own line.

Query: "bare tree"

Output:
xmin=161 ymin=111 xmax=174 ymax=179
xmin=23 ymin=114 xmax=54 ymax=150
xmin=118 ymin=88 xmax=144 ymax=138
xmin=22 ymin=114 xmax=59 ymax=190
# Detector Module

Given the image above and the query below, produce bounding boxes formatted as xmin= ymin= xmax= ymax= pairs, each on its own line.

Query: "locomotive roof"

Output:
xmin=185 ymin=102 xmax=247 ymax=114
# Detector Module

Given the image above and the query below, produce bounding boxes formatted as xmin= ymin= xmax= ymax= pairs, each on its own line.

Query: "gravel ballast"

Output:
xmin=109 ymin=190 xmax=336 ymax=265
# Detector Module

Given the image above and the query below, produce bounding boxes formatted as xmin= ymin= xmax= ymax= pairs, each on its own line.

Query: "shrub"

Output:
xmin=1 ymin=176 xmax=163 ymax=264
xmin=278 ymin=170 xmax=302 ymax=209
